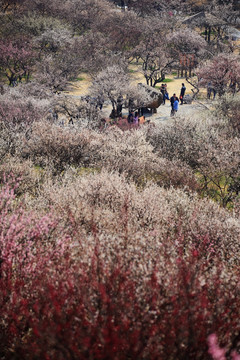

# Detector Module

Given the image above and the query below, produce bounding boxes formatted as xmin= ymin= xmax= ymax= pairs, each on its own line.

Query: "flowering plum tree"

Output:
xmin=0 ymin=39 xmax=36 ymax=86
xmin=0 ymin=1 xmax=240 ymax=358
xmin=168 ymin=28 xmax=207 ymax=77
xmin=197 ymin=53 xmax=240 ymax=96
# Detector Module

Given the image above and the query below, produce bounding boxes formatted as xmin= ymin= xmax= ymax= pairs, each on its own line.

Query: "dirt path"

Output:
xmin=66 ymin=65 xmax=210 ymax=124
xmin=151 ymin=100 xmax=209 ymax=123
xmin=98 ymin=98 xmax=209 ymax=125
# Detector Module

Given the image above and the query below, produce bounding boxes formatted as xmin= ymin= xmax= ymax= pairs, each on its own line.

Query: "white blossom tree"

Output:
xmin=90 ymin=65 xmax=152 ymax=116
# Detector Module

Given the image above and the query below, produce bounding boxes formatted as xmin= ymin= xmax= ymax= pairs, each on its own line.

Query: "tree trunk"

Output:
xmin=205 ymin=26 xmax=208 ymax=41
xmin=7 ymin=72 xmax=16 ymax=86
xmin=181 ymin=67 xmax=184 ymax=77
xmin=186 ymin=77 xmax=199 ymax=99
xmin=189 ymin=66 xmax=192 ymax=78
xmin=208 ymin=26 xmax=211 ymax=43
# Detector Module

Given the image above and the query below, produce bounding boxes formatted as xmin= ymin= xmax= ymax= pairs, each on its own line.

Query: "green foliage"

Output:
xmin=196 ymin=171 xmax=235 ymax=208
xmin=155 ymin=79 xmax=173 ymax=88
xmin=128 ymin=68 xmax=136 ymax=73
xmin=162 ymin=78 xmax=173 ymax=83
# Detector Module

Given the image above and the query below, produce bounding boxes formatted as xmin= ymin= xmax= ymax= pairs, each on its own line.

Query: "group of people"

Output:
xmin=101 ymin=83 xmax=187 ymax=127
xmin=160 ymin=82 xmax=186 ymax=116
xmin=127 ymin=111 xmax=142 ymax=125
xmin=170 ymin=94 xmax=179 ymax=116
xmin=100 ymin=112 xmax=151 ymax=131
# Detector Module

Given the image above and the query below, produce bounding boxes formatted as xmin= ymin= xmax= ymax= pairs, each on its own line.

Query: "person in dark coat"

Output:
xmin=180 ymin=83 xmax=186 ymax=105
xmin=127 ymin=111 xmax=134 ymax=123
xmin=170 ymin=93 xmax=176 ymax=111
xmin=160 ymin=84 xmax=166 ymax=105
xmin=117 ymin=95 xmax=123 ymax=116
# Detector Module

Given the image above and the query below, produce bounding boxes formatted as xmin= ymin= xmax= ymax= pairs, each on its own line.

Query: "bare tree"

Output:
xmin=133 ymin=18 xmax=174 ymax=87
xmin=59 ymin=0 xmax=112 ymax=34
xmin=36 ymin=39 xmax=83 ymax=93
xmin=0 ymin=0 xmax=26 ymax=13
xmin=126 ymin=0 xmax=176 ymax=17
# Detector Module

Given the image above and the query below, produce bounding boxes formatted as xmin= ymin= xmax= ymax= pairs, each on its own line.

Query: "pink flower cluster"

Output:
xmin=208 ymin=334 xmax=240 ymax=360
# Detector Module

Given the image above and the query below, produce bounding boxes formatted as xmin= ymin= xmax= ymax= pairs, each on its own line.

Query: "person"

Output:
xmin=117 ymin=95 xmax=123 ymax=116
xmin=164 ymin=86 xmax=169 ymax=102
xmin=180 ymin=83 xmax=186 ymax=105
xmin=53 ymin=111 xmax=58 ymax=121
xmin=207 ymin=82 xmax=216 ymax=100
xmin=128 ymin=96 xmax=134 ymax=113
xmin=160 ymin=84 xmax=166 ymax=104
xmin=212 ymin=87 xmax=216 ymax=99
xmin=207 ymin=82 xmax=212 ymax=99
xmin=173 ymin=97 xmax=179 ymax=115
xmin=170 ymin=93 xmax=176 ymax=114
xmin=12 ymin=76 xmax=18 ymax=87
xmin=127 ymin=111 xmax=134 ymax=124
xmin=97 ymin=95 xmax=104 ymax=110
xmin=133 ymin=112 xmax=139 ymax=126
xmin=139 ymin=115 xmax=145 ymax=125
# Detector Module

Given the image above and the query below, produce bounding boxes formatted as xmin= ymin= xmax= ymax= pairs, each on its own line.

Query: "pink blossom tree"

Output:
xmin=197 ymin=53 xmax=240 ymax=96
xmin=208 ymin=333 xmax=240 ymax=360
xmin=168 ymin=28 xmax=207 ymax=77
xmin=0 ymin=39 xmax=36 ymax=86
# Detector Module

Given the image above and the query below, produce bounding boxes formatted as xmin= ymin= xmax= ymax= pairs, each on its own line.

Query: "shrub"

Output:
xmin=0 ymin=156 xmax=44 ymax=196
xmin=147 ymin=117 xmax=240 ymax=207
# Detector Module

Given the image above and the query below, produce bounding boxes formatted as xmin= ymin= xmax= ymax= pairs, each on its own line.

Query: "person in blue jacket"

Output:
xmin=173 ymin=97 xmax=179 ymax=115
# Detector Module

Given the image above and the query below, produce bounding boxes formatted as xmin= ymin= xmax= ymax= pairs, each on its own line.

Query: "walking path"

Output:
xmin=150 ymin=100 xmax=209 ymax=123
xmin=101 ymin=101 xmax=208 ymax=124
xmin=65 ymin=66 xmax=211 ymax=124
